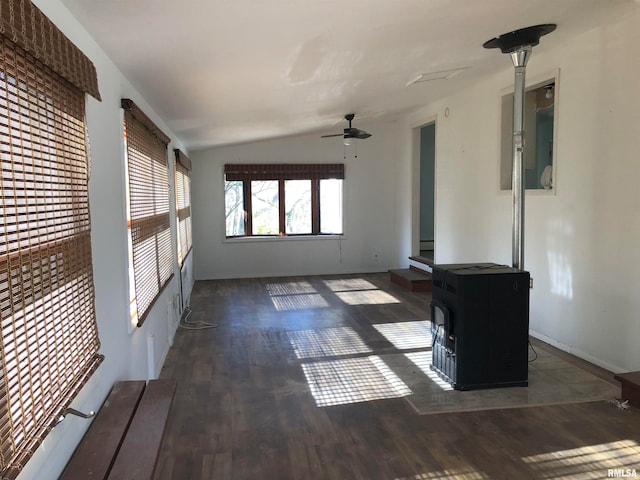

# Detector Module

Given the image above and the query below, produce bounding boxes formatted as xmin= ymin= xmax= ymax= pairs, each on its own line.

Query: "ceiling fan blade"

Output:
xmin=352 ymin=128 xmax=371 ymax=139
xmin=321 ymin=133 xmax=343 ymax=138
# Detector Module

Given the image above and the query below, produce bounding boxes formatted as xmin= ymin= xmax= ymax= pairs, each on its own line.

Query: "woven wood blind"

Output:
xmin=224 ymin=163 xmax=344 ymax=181
xmin=174 ymin=150 xmax=192 ymax=265
xmin=0 ymin=0 xmax=100 ymax=100
xmin=0 ymin=37 xmax=103 ymax=479
xmin=122 ymin=100 xmax=173 ymax=327
xmin=174 ymin=148 xmax=192 ymax=171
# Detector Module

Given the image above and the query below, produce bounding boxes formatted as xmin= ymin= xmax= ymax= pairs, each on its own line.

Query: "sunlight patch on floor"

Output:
xmin=334 ymin=289 xmax=401 ymax=305
xmin=266 ymin=281 xmax=329 ymax=311
xmin=521 ymin=439 xmax=640 ymax=479
xmin=323 ymin=277 xmax=400 ymax=305
xmin=323 ymin=278 xmax=378 ymax=291
xmin=301 ymin=356 xmax=411 ymax=407
xmin=287 ymin=327 xmax=372 ymax=359
xmin=269 ymin=293 xmax=329 ymax=311
xmin=266 ymin=281 xmax=316 ymax=295
xmin=405 ymin=351 xmax=453 ymax=391
xmin=395 ymin=467 xmax=489 ymax=479
xmin=373 ymin=321 xmax=432 ymax=349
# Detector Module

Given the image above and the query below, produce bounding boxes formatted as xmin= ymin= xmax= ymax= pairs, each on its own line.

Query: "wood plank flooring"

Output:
xmin=155 ymin=273 xmax=640 ymax=479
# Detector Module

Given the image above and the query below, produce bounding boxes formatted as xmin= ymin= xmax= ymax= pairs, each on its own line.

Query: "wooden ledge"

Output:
xmin=614 ymin=371 xmax=640 ymax=408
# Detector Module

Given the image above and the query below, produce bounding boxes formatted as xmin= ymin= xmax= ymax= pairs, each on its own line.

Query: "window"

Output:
xmin=225 ymin=180 xmax=245 ymax=236
xmin=500 ymin=79 xmax=556 ymax=191
xmin=285 ymin=180 xmax=312 ymax=234
xmin=122 ymin=99 xmax=173 ymax=327
xmin=0 ymin=1 xmax=103 ymax=477
xmin=252 ymin=180 xmax=280 ymax=235
xmin=174 ymin=150 xmax=192 ymax=265
xmin=224 ymin=164 xmax=344 ymax=238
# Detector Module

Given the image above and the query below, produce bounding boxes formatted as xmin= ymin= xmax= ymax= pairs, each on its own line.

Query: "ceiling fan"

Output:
xmin=321 ymin=113 xmax=372 ymax=144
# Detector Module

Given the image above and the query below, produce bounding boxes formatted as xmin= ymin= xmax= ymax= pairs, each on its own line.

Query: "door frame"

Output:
xmin=411 ymin=116 xmax=437 ymax=262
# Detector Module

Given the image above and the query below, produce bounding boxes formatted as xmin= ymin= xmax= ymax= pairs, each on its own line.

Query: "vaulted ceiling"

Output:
xmin=61 ymin=0 xmax=626 ymax=150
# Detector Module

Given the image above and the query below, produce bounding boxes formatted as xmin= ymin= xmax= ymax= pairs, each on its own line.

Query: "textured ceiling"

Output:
xmin=61 ymin=0 xmax=629 ymax=150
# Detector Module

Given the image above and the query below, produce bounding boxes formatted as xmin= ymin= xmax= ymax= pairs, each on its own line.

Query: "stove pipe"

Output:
xmin=483 ymin=24 xmax=556 ymax=270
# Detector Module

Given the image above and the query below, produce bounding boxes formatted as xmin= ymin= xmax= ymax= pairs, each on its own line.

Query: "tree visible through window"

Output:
xmin=285 ymin=180 xmax=312 ymax=234
xmin=252 ymin=180 xmax=280 ymax=235
xmin=225 ymin=180 xmax=245 ymax=236
xmin=224 ymin=164 xmax=344 ymax=237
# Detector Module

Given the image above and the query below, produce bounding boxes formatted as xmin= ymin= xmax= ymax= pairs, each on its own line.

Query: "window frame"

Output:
xmin=223 ymin=164 xmax=344 ymax=239
xmin=174 ymin=149 xmax=192 ymax=265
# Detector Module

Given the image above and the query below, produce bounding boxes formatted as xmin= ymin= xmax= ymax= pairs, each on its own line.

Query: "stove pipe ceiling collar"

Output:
xmin=483 ymin=24 xmax=557 ymax=54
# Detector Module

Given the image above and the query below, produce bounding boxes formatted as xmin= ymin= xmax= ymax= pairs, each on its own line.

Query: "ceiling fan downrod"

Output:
xmin=344 ymin=113 xmax=355 ymax=128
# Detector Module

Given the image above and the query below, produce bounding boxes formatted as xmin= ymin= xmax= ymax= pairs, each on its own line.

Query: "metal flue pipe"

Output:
xmin=510 ymin=46 xmax=530 ymax=270
xmin=483 ymin=24 xmax=556 ymax=270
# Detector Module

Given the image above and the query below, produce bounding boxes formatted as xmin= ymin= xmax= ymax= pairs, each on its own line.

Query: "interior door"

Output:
xmin=419 ymin=122 xmax=435 ymax=262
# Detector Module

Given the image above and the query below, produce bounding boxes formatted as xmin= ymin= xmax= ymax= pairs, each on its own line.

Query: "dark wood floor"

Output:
xmin=156 ymin=273 xmax=640 ymax=479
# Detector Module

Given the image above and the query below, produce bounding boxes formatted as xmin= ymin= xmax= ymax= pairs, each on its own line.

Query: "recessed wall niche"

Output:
xmin=500 ymin=77 xmax=557 ymax=191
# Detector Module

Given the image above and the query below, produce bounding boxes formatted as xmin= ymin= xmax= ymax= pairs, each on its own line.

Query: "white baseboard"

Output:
xmin=196 ymin=267 xmax=391 ymax=281
xmin=529 ymin=329 xmax=625 ymax=374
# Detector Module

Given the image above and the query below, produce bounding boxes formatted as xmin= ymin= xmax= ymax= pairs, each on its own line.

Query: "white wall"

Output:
xmin=17 ymin=2 xmax=193 ymax=479
xmin=405 ymin=2 xmax=640 ymax=373
xmin=20 ymin=1 xmax=638 ymax=476
xmin=191 ymin=120 xmax=404 ymax=279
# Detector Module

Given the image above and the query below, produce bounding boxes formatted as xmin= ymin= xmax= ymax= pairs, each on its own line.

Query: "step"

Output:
xmin=409 ymin=255 xmax=434 ymax=268
xmin=389 ymin=267 xmax=432 ymax=292
xmin=614 ymin=371 xmax=640 ymax=407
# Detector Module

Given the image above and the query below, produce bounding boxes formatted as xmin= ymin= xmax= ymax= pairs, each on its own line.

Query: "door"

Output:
xmin=419 ymin=122 xmax=435 ymax=262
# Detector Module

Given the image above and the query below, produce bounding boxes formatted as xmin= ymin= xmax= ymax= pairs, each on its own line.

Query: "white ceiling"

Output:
xmin=61 ymin=0 xmax=625 ymax=150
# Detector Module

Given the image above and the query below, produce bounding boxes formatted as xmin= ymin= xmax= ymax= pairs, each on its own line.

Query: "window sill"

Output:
xmin=499 ymin=188 xmax=556 ymax=196
xmin=224 ymin=234 xmax=344 ymax=244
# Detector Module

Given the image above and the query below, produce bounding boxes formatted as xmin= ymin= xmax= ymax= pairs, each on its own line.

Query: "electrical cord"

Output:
xmin=432 ymin=324 xmax=441 ymax=348
xmin=178 ymin=307 xmax=218 ymax=330
xmin=528 ymin=340 xmax=538 ymax=362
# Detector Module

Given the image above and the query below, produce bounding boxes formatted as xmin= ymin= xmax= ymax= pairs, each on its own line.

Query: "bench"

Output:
xmin=60 ymin=378 xmax=177 ymax=480
xmin=614 ymin=371 xmax=640 ymax=408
